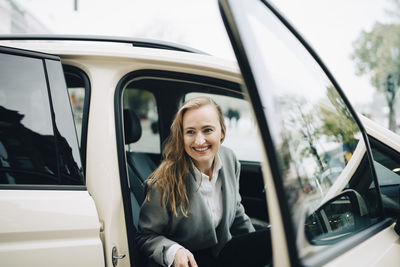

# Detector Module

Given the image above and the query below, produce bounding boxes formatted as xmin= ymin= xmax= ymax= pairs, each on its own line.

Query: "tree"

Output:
xmin=318 ymin=86 xmax=359 ymax=149
xmin=352 ymin=23 xmax=400 ymax=132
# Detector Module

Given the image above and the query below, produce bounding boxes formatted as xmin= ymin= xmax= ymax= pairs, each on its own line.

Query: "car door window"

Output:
xmin=0 ymin=47 xmax=83 ymax=186
xmin=64 ymin=65 xmax=90 ymax=172
xmin=64 ymin=66 xmax=90 ymax=147
xmin=220 ymin=0 xmax=382 ymax=263
xmin=68 ymin=86 xmax=84 ymax=143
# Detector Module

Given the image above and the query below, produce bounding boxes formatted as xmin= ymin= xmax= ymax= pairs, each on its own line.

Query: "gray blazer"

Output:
xmin=135 ymin=146 xmax=255 ymax=266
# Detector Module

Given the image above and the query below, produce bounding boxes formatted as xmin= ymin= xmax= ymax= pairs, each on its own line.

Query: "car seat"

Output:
xmin=123 ymin=109 xmax=157 ymax=228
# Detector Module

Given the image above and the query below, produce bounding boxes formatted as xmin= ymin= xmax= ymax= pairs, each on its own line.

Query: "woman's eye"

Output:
xmin=204 ymin=128 xmax=213 ymax=133
xmin=186 ymin=130 xmax=194 ymax=134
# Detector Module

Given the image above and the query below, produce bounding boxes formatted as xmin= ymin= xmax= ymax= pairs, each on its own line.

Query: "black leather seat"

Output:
xmin=123 ymin=109 xmax=157 ymax=228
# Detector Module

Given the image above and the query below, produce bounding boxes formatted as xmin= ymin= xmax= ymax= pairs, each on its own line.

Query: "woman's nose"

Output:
xmin=194 ymin=133 xmax=205 ymax=145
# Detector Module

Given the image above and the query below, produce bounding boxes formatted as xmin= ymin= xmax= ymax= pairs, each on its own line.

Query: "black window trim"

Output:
xmin=63 ymin=65 xmax=91 ymax=173
xmin=114 ymin=69 xmax=246 ymax=266
xmin=0 ymin=45 xmax=59 ymax=60
xmin=0 ymin=46 xmax=86 ymax=190
xmin=0 ymin=184 xmax=86 ymax=190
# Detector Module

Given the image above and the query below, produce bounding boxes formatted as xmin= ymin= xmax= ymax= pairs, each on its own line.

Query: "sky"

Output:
xmin=274 ymin=0 xmax=393 ymax=106
xmin=17 ymin=0 xmax=395 ymax=108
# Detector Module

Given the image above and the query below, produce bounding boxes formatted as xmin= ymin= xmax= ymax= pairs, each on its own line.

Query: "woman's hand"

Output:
xmin=174 ymin=248 xmax=198 ymax=267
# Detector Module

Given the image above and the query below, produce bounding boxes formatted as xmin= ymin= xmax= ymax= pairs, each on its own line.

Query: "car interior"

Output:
xmin=64 ymin=66 xmax=272 ymax=266
xmin=119 ymin=72 xmax=271 ymax=266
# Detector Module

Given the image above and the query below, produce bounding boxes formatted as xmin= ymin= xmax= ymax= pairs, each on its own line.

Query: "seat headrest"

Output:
xmin=123 ymin=109 xmax=142 ymax=144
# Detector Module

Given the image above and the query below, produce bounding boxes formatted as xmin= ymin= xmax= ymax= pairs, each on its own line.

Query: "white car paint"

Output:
xmin=0 ymin=190 xmax=104 ymax=267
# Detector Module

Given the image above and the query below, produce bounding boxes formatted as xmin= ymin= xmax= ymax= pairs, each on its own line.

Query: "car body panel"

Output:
xmin=324 ymin=224 xmax=400 ymax=267
xmin=0 ymin=47 xmax=105 ymax=267
xmin=0 ymin=190 xmax=104 ymax=267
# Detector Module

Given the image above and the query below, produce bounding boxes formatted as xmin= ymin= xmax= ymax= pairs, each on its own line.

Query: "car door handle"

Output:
xmin=112 ymin=246 xmax=126 ymax=267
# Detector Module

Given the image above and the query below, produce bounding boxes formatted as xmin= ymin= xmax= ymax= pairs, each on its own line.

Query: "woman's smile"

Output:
xmin=193 ymin=145 xmax=211 ymax=152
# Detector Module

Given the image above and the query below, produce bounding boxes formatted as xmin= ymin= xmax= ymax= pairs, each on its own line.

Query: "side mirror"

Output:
xmin=305 ymin=189 xmax=370 ymax=245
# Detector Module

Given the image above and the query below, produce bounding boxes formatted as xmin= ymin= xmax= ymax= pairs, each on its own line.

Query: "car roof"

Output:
xmin=0 ymin=34 xmax=241 ymax=81
xmin=0 ymin=34 xmax=207 ymax=54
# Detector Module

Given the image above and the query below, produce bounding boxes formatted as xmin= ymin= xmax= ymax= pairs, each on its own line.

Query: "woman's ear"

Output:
xmin=220 ymin=132 xmax=225 ymax=143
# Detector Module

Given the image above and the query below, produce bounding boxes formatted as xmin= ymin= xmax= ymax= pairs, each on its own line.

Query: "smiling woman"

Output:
xmin=134 ymin=96 xmax=269 ymax=267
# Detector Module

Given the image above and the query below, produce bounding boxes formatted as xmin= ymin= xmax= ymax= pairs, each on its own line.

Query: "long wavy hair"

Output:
xmin=147 ymin=96 xmax=226 ymax=216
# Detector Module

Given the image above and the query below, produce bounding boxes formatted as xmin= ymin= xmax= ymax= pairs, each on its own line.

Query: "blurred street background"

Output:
xmin=2 ymin=0 xmax=400 ymax=134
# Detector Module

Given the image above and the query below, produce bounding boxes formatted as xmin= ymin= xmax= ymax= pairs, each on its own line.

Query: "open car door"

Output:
xmin=0 ymin=46 xmax=104 ymax=267
xmin=219 ymin=0 xmax=400 ymax=266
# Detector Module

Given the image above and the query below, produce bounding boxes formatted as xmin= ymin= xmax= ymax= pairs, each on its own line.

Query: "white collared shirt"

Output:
xmin=193 ymin=154 xmax=223 ymax=228
xmin=165 ymin=154 xmax=223 ymax=266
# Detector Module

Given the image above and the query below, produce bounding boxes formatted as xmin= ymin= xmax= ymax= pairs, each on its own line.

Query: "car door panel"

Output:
xmin=323 ymin=223 xmax=400 ymax=267
xmin=219 ymin=0 xmax=400 ymax=265
xmin=0 ymin=46 xmax=105 ymax=267
xmin=0 ymin=190 xmax=104 ymax=267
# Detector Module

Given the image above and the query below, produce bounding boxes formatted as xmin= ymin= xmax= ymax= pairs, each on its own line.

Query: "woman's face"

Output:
xmin=182 ymin=104 xmax=224 ymax=173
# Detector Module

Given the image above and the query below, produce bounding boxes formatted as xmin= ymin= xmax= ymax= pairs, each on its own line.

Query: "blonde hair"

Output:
xmin=147 ymin=96 xmax=226 ymax=216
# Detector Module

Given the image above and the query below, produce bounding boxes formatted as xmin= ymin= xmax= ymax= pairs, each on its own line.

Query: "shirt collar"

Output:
xmin=192 ymin=153 xmax=222 ymax=183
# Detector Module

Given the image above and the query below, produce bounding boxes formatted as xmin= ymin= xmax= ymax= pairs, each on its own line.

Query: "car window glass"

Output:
xmin=227 ymin=0 xmax=382 ymax=259
xmin=0 ymin=54 xmax=53 ymax=136
xmin=123 ymin=88 xmax=160 ymax=154
xmin=64 ymin=66 xmax=90 ymax=172
xmin=65 ymin=68 xmax=86 ymax=146
xmin=185 ymin=92 xmax=262 ymax=161
xmin=46 ymin=59 xmax=84 ymax=183
xmin=0 ymin=52 xmax=83 ymax=185
xmin=0 ymin=53 xmax=58 ymax=184
xmin=68 ymin=87 xmax=84 ymax=144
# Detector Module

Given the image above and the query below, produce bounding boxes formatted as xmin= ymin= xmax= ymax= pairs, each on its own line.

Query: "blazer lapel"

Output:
xmin=215 ymin=154 xmax=232 ymax=240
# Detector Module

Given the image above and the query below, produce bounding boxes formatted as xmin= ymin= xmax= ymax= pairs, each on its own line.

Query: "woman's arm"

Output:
xmin=135 ymin=185 xmax=179 ymax=266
